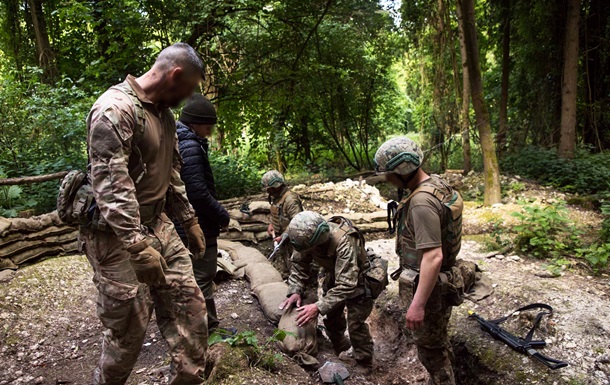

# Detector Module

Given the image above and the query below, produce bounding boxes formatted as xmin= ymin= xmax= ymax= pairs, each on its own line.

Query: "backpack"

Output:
xmin=56 ymin=82 xmax=147 ymax=226
xmin=327 ymin=216 xmax=389 ymax=299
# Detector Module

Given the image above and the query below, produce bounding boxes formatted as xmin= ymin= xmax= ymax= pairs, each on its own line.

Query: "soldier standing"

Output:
xmin=175 ymin=94 xmax=232 ymax=333
xmin=261 ymin=170 xmax=303 ymax=278
xmin=82 ymin=43 xmax=208 ymax=385
xmin=374 ymin=137 xmax=464 ymax=385
xmin=279 ymin=211 xmax=375 ymax=368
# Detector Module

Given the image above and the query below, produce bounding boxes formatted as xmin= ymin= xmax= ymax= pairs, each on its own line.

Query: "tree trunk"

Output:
xmin=459 ymin=0 xmax=502 ymax=205
xmin=558 ymin=0 xmax=581 ymax=159
xmin=497 ymin=0 xmax=510 ymax=156
xmin=456 ymin=0 xmax=472 ymax=174
xmin=26 ymin=0 xmax=57 ymax=83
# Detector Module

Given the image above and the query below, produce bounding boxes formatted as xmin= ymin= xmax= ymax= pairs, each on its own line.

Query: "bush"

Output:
xmin=511 ymin=203 xmax=580 ymax=259
xmin=209 ymin=153 xmax=264 ymax=200
xmin=501 ymin=147 xmax=610 ymax=194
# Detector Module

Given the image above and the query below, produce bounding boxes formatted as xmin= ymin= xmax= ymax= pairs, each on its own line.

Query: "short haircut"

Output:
xmin=154 ymin=43 xmax=204 ymax=78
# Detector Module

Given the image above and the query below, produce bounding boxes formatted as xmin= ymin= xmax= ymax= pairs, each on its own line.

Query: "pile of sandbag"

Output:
xmin=0 ymin=212 xmax=78 ymax=270
xmin=218 ymin=239 xmax=319 ymax=366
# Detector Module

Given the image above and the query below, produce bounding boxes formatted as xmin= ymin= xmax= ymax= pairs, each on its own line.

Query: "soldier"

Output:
xmin=81 ymin=43 xmax=208 ymax=385
xmin=279 ymin=211 xmax=375 ymax=368
xmin=374 ymin=137 xmax=464 ymax=385
xmin=175 ymin=94 xmax=232 ymax=334
xmin=261 ymin=170 xmax=303 ymax=278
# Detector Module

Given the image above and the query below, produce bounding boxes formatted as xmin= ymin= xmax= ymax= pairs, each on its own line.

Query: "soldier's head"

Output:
xmin=261 ymin=170 xmax=286 ymax=197
xmin=151 ymin=43 xmax=204 ymax=108
xmin=287 ymin=211 xmax=331 ymax=253
xmin=374 ymin=137 xmax=425 ymax=189
xmin=179 ymin=93 xmax=217 ymax=138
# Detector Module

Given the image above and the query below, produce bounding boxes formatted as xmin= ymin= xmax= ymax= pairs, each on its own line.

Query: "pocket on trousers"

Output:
xmin=95 ymin=275 xmax=139 ymax=332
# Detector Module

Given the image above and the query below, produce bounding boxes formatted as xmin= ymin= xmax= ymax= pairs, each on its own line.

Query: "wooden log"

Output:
xmin=0 ymin=171 xmax=69 ymax=186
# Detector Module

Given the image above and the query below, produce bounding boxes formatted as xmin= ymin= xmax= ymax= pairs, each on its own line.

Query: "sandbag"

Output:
xmin=245 ymin=262 xmax=283 ymax=290
xmin=252 ymin=282 xmax=288 ymax=324
xmin=0 ymin=217 xmax=10 ymax=235
xmin=1 ymin=212 xmax=63 ymax=235
xmin=255 ymin=231 xmax=271 ymax=241
xmin=0 ymin=225 xmax=75 ymax=248
xmin=0 ymin=230 xmax=78 ymax=258
xmin=277 ymin=307 xmax=319 ymax=366
xmin=10 ymin=245 xmax=64 ymax=265
xmin=219 ymin=231 xmax=258 ymax=243
xmin=248 ymin=201 xmax=271 ymax=213
xmin=0 ymin=257 xmax=18 ymax=271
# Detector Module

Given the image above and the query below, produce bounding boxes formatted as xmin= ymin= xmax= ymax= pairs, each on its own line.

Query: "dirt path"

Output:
xmin=1 ymin=234 xmax=609 ymax=385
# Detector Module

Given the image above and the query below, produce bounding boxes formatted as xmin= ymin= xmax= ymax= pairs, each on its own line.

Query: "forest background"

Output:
xmin=0 ymin=0 xmax=609 ymax=213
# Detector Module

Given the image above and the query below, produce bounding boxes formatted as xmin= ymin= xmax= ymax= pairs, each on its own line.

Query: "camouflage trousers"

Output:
xmin=401 ymin=269 xmax=455 ymax=385
xmin=324 ymin=295 xmax=374 ymax=366
xmin=81 ymin=213 xmax=208 ymax=385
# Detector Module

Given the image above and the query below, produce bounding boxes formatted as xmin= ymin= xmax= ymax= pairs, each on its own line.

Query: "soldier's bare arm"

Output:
xmin=88 ymin=100 xmax=147 ymax=249
xmin=314 ymin=236 xmax=361 ymax=315
xmin=406 ymin=246 xmax=443 ymax=330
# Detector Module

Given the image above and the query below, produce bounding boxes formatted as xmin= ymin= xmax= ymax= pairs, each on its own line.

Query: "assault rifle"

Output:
xmin=268 ymin=233 xmax=289 ymax=261
xmin=469 ymin=303 xmax=568 ymax=370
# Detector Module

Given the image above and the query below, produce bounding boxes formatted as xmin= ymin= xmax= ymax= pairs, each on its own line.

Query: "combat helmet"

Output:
xmin=374 ymin=137 xmax=424 ymax=176
xmin=261 ymin=170 xmax=285 ymax=189
xmin=287 ymin=211 xmax=331 ymax=252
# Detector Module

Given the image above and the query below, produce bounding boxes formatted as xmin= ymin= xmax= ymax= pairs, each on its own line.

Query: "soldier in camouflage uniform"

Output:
xmin=375 ymin=137 xmax=464 ymax=385
xmin=279 ymin=211 xmax=374 ymax=368
xmin=261 ymin=170 xmax=303 ymax=278
xmin=81 ymin=43 xmax=208 ymax=385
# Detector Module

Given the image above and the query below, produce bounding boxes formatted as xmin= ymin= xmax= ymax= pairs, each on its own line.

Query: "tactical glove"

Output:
xmin=184 ymin=217 xmax=206 ymax=260
xmin=127 ymin=241 xmax=168 ymax=285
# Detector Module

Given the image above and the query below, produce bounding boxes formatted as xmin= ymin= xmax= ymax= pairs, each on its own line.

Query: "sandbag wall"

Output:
xmin=219 ymin=199 xmax=391 ymax=243
xmin=0 ymin=212 xmax=78 ymax=271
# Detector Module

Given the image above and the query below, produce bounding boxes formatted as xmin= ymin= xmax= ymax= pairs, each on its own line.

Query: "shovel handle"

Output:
xmin=333 ymin=373 xmax=345 ymax=385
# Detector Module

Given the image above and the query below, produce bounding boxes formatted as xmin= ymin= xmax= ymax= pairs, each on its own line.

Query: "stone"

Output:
xmin=495 ymin=254 xmax=505 ymax=260
xmin=230 ymin=313 xmax=239 ymax=319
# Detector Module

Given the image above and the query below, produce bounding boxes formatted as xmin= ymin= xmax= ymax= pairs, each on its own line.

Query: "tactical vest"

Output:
xmin=396 ymin=175 xmax=463 ymax=270
xmin=269 ymin=189 xmax=292 ymax=233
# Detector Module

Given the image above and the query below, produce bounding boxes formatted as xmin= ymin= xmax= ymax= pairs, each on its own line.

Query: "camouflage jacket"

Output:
xmin=87 ymin=75 xmax=195 ymax=248
xmin=287 ymin=222 xmax=365 ymax=315
xmin=270 ymin=186 xmax=303 ymax=234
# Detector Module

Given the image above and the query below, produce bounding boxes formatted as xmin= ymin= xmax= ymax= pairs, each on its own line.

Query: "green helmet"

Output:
xmin=287 ymin=211 xmax=331 ymax=252
xmin=261 ymin=170 xmax=285 ymax=189
xmin=374 ymin=137 xmax=424 ymax=176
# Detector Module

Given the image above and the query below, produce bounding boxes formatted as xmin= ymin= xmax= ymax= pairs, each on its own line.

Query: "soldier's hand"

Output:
xmin=129 ymin=245 xmax=168 ymax=286
xmin=279 ymin=293 xmax=302 ymax=311
xmin=405 ymin=304 xmax=425 ymax=330
xmin=267 ymin=223 xmax=274 ymax=236
xmin=296 ymin=304 xmax=319 ymax=327
xmin=185 ymin=219 xmax=206 ymax=258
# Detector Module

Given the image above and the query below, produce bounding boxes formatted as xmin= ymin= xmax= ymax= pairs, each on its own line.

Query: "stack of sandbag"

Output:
xmin=219 ymin=200 xmax=273 ymax=243
xmin=0 ymin=212 xmax=78 ymax=270
xmin=218 ymin=239 xmax=287 ymax=323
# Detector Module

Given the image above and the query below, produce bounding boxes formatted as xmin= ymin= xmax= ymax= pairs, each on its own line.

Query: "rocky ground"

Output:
xmin=0 ymin=174 xmax=608 ymax=384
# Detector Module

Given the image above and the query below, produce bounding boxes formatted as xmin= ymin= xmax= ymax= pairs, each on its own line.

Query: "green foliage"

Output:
xmin=209 ymin=153 xmax=264 ymax=200
xmin=501 ymin=147 xmax=610 ymax=194
xmin=208 ymin=329 xmax=292 ymax=372
xmin=511 ymin=203 xmax=580 ymax=259
xmin=601 ymin=199 xmax=610 ymax=244
xmin=576 ymin=243 xmax=610 ymax=273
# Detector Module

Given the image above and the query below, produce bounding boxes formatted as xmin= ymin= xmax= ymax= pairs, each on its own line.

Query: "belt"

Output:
xmin=140 ymin=199 xmax=166 ymax=224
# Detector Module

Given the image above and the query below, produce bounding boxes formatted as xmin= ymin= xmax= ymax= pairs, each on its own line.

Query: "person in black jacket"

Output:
xmin=176 ymin=93 xmax=231 ymax=332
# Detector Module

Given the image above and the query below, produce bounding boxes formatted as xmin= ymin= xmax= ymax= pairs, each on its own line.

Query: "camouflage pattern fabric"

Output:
xmin=374 ymin=136 xmax=424 ymax=176
xmin=82 ymin=214 xmax=207 ymax=385
xmin=287 ymin=223 xmax=372 ymax=363
xmin=270 ymin=186 xmax=303 ymax=235
xmin=401 ymin=275 xmax=455 ymax=385
xmin=261 ymin=170 xmax=285 ymax=189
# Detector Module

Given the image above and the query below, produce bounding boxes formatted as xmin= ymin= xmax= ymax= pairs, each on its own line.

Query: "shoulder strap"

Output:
xmin=276 ymin=189 xmax=290 ymax=206
xmin=110 ymin=82 xmax=147 ymax=184
xmin=327 ymin=216 xmax=367 ymax=265
xmin=489 ymin=303 xmax=554 ymax=344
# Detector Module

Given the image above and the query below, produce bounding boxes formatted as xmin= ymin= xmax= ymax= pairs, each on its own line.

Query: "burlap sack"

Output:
xmin=245 ymin=262 xmax=283 ymax=290
xmin=277 ymin=307 xmax=319 ymax=366
xmin=252 ymin=282 xmax=288 ymax=324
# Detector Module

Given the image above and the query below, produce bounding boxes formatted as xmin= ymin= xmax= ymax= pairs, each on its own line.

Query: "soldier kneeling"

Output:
xmin=279 ymin=211 xmax=376 ymax=368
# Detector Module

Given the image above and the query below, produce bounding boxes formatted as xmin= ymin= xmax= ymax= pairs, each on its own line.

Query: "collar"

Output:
xmin=125 ymin=75 xmax=154 ymax=104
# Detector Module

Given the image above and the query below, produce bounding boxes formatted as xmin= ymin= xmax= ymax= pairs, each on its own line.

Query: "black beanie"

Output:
xmin=179 ymin=94 xmax=218 ymax=124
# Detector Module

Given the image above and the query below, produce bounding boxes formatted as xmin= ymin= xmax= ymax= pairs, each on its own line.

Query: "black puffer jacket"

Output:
xmin=175 ymin=121 xmax=229 ymax=239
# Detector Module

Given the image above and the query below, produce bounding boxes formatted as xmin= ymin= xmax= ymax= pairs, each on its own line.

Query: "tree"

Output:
xmin=497 ymin=0 xmax=510 ymax=156
xmin=558 ymin=0 xmax=581 ymax=159
xmin=26 ymin=0 xmax=57 ymax=82
xmin=456 ymin=0 xmax=471 ymax=174
xmin=459 ymin=0 xmax=502 ymax=205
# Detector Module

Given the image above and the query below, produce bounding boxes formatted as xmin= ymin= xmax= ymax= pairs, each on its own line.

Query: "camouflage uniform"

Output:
xmin=396 ymin=175 xmax=462 ymax=385
xmin=287 ymin=218 xmax=373 ymax=366
xmin=270 ymin=185 xmax=304 ymax=278
xmin=81 ymin=75 xmax=207 ymax=385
